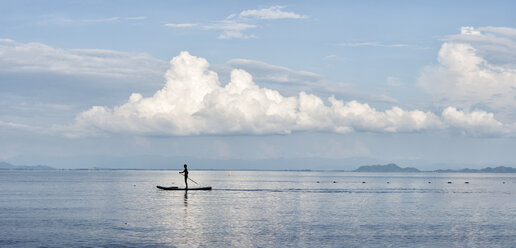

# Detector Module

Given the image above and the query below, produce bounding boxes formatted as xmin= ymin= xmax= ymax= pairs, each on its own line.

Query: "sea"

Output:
xmin=0 ymin=170 xmax=515 ymax=247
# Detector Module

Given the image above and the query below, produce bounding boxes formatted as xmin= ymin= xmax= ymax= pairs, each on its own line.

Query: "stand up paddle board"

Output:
xmin=156 ymin=186 xmax=212 ymax=190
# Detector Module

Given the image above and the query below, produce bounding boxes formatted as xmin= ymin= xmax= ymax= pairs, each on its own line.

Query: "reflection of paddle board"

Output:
xmin=156 ymin=186 xmax=212 ymax=190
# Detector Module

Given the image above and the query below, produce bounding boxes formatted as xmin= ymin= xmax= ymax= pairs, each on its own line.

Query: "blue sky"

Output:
xmin=1 ymin=1 xmax=516 ymax=169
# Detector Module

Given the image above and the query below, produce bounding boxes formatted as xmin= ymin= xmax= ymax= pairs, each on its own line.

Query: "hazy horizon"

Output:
xmin=2 ymin=158 xmax=514 ymax=172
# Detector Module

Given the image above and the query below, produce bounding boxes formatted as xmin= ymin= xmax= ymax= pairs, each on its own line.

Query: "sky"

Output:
xmin=1 ymin=0 xmax=516 ymax=170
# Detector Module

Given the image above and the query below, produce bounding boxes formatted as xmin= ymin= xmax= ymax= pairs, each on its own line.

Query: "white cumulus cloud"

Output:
xmin=442 ymin=107 xmax=506 ymax=137
xmin=64 ymin=52 xmax=509 ymax=137
xmin=419 ymin=26 xmax=516 ymax=120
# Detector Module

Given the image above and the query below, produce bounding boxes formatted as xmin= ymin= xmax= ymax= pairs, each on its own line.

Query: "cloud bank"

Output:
xmin=0 ymin=39 xmax=167 ymax=78
xmin=66 ymin=52 xmax=507 ymax=137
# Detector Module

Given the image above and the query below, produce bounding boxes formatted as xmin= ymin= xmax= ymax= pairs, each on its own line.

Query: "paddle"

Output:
xmin=187 ymin=177 xmax=199 ymax=185
xmin=179 ymin=172 xmax=200 ymax=185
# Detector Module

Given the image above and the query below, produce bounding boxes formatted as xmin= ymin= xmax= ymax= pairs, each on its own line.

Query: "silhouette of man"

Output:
xmin=179 ymin=164 xmax=189 ymax=189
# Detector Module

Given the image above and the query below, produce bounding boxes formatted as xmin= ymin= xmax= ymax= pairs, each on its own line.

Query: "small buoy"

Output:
xmin=465 ymin=182 xmax=469 ymax=184
xmin=316 ymin=181 xmax=320 ymax=183
xmin=428 ymin=182 xmax=431 ymax=184
xmin=333 ymin=181 xmax=337 ymax=183
xmin=133 ymin=185 xmax=136 ymax=187
xmin=447 ymin=182 xmax=452 ymax=184
xmin=386 ymin=182 xmax=390 ymax=184
xmin=503 ymin=182 xmax=506 ymax=184
xmin=362 ymin=181 xmax=366 ymax=184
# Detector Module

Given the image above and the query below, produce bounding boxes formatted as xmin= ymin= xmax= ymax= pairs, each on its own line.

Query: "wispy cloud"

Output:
xmin=124 ymin=16 xmax=146 ymax=21
xmin=163 ymin=6 xmax=306 ymax=39
xmin=82 ymin=17 xmax=122 ymax=23
xmin=203 ymin=21 xmax=257 ymax=39
xmin=337 ymin=42 xmax=408 ymax=48
xmin=224 ymin=58 xmax=397 ymax=103
xmin=238 ymin=5 xmax=307 ymax=20
xmin=325 ymin=54 xmax=340 ymax=60
xmin=164 ymin=23 xmax=198 ymax=28
xmin=44 ymin=16 xmax=146 ymax=25
xmin=164 ymin=20 xmax=257 ymax=39
xmin=0 ymin=39 xmax=167 ymax=78
xmin=324 ymin=54 xmax=342 ymax=62
xmin=226 ymin=58 xmax=325 ymax=84
xmin=386 ymin=76 xmax=403 ymax=87
xmin=0 ymin=120 xmax=44 ymax=133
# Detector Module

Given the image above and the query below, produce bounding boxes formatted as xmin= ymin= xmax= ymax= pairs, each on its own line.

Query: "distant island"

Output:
xmin=433 ymin=166 xmax=516 ymax=173
xmin=354 ymin=163 xmax=420 ymax=172
xmin=0 ymin=161 xmax=55 ymax=170
xmin=355 ymin=163 xmax=516 ymax=173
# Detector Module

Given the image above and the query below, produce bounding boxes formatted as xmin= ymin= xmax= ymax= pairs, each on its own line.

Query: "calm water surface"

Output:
xmin=1 ymin=170 xmax=515 ymax=247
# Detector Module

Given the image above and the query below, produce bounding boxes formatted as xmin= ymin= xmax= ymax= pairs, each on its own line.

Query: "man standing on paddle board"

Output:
xmin=179 ymin=164 xmax=189 ymax=189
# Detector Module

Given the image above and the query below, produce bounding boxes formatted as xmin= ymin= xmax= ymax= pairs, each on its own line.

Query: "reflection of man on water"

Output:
xmin=179 ymin=164 xmax=189 ymax=189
